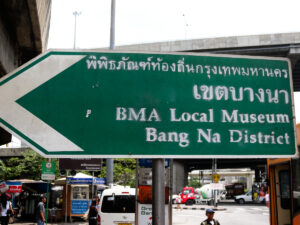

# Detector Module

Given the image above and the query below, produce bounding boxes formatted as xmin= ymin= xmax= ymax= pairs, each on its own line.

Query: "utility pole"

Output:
xmin=106 ymin=0 xmax=116 ymax=186
xmin=73 ymin=11 xmax=81 ymax=49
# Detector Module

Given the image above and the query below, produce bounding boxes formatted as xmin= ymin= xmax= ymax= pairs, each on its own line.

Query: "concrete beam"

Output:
xmin=0 ymin=16 xmax=18 ymax=76
xmin=0 ymin=148 xmax=31 ymax=157
xmin=172 ymin=160 xmax=188 ymax=194
xmin=114 ymin=32 xmax=300 ymax=52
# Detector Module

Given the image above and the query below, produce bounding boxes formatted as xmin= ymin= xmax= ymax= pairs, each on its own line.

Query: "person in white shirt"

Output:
xmin=0 ymin=194 xmax=14 ymax=225
xmin=265 ymin=191 xmax=269 ymax=208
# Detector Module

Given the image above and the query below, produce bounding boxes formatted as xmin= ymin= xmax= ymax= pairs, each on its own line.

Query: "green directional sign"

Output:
xmin=0 ymin=51 xmax=296 ymax=158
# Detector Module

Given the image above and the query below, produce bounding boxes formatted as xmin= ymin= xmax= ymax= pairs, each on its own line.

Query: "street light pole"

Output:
xmin=73 ymin=11 xmax=81 ymax=49
xmin=110 ymin=0 xmax=115 ymax=50
xmin=106 ymin=0 xmax=116 ymax=186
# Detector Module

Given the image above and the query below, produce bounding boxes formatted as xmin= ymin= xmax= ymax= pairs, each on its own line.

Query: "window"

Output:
xmin=72 ymin=186 xmax=89 ymax=200
xmin=101 ymin=195 xmax=135 ymax=213
xmin=293 ymin=159 xmax=300 ymax=215
xmin=183 ymin=190 xmax=191 ymax=195
xmin=279 ymin=170 xmax=290 ymax=209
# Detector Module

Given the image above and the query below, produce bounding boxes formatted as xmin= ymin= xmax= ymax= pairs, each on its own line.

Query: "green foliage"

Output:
xmin=0 ymin=150 xmax=135 ymax=187
xmin=99 ymin=159 xmax=136 ymax=188
xmin=188 ymin=176 xmax=201 ymax=188
xmin=0 ymin=150 xmax=59 ymax=180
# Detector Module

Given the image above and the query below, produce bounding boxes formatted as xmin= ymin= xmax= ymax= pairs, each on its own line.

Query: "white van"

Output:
xmin=99 ymin=186 xmax=136 ymax=225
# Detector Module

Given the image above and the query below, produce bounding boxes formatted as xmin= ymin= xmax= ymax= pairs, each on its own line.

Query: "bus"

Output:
xmin=267 ymin=124 xmax=300 ymax=225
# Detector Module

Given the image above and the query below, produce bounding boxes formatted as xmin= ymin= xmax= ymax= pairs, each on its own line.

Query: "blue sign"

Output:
xmin=5 ymin=181 xmax=22 ymax=186
xmin=94 ymin=178 xmax=106 ymax=185
xmin=71 ymin=200 xmax=91 ymax=214
xmin=139 ymin=159 xmax=170 ymax=168
xmin=67 ymin=177 xmax=106 ymax=185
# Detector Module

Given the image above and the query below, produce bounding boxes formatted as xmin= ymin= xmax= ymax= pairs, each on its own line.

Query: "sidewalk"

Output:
xmin=12 ymin=222 xmax=87 ymax=225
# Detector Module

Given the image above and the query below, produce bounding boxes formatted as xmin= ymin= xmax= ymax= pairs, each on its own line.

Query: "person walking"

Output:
xmin=88 ymin=200 xmax=98 ymax=225
xmin=201 ymin=209 xmax=220 ymax=225
xmin=36 ymin=196 xmax=46 ymax=225
xmin=265 ymin=191 xmax=269 ymax=208
xmin=0 ymin=194 xmax=14 ymax=225
xmin=95 ymin=196 xmax=100 ymax=211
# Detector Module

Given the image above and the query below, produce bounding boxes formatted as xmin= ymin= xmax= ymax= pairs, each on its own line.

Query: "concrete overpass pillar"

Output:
xmin=172 ymin=160 xmax=188 ymax=194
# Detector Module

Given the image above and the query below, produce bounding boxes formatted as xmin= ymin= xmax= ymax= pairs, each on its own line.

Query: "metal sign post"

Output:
xmin=65 ymin=170 xmax=68 ymax=223
xmin=92 ymin=171 xmax=94 ymax=198
xmin=212 ymin=159 xmax=217 ymax=207
xmin=46 ymin=181 xmax=49 ymax=224
xmin=152 ymin=159 xmax=165 ymax=225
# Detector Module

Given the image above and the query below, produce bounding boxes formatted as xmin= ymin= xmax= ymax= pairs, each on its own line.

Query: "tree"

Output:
xmin=188 ymin=176 xmax=201 ymax=188
xmin=0 ymin=150 xmax=59 ymax=180
xmin=99 ymin=159 xmax=136 ymax=187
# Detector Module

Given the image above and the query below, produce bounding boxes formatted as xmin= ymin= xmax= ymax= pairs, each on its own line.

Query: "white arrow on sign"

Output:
xmin=0 ymin=55 xmax=85 ymax=152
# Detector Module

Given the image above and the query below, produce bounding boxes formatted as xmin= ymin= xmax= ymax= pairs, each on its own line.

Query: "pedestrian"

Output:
xmin=95 ymin=196 xmax=100 ymax=211
xmin=201 ymin=209 xmax=220 ymax=225
xmin=265 ymin=191 xmax=269 ymax=208
xmin=88 ymin=200 xmax=98 ymax=225
xmin=36 ymin=196 xmax=46 ymax=225
xmin=0 ymin=193 xmax=14 ymax=225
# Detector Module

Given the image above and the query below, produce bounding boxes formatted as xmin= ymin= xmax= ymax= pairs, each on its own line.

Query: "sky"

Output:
xmin=4 ymin=0 xmax=300 ymax=148
xmin=48 ymin=0 xmax=300 ymax=49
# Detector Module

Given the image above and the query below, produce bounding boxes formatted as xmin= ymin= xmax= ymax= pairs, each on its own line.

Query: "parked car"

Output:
xmin=234 ymin=190 xmax=253 ymax=204
xmin=99 ymin=186 xmax=135 ymax=225
xmin=234 ymin=190 xmax=265 ymax=204
xmin=180 ymin=187 xmax=195 ymax=205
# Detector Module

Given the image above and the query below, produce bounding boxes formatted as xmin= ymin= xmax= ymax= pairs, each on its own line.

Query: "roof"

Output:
xmin=102 ymin=186 xmax=135 ymax=195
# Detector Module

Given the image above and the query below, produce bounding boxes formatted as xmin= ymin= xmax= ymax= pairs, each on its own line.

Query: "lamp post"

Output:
xmin=106 ymin=0 xmax=116 ymax=186
xmin=73 ymin=11 xmax=81 ymax=49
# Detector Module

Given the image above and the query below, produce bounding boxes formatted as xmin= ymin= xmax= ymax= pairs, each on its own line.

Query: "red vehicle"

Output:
xmin=180 ymin=187 xmax=195 ymax=205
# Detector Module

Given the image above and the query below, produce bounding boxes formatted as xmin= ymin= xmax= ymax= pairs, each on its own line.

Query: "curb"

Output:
xmin=172 ymin=206 xmax=227 ymax=211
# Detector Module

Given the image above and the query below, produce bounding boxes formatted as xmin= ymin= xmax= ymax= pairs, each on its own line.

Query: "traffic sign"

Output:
xmin=41 ymin=161 xmax=56 ymax=180
xmin=59 ymin=158 xmax=102 ymax=171
xmin=0 ymin=51 xmax=296 ymax=158
xmin=212 ymin=173 xmax=220 ymax=183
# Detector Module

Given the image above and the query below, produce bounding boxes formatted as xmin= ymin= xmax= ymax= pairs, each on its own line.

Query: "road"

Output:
xmin=173 ymin=204 xmax=269 ymax=225
xmin=12 ymin=203 xmax=269 ymax=225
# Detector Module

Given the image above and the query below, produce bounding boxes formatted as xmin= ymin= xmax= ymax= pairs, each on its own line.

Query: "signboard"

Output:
xmin=5 ymin=181 xmax=22 ymax=193
xmin=41 ymin=161 xmax=56 ymax=180
xmin=138 ymin=204 xmax=169 ymax=225
xmin=59 ymin=158 xmax=102 ymax=171
xmin=139 ymin=168 xmax=170 ymax=186
xmin=66 ymin=177 xmax=106 ymax=185
xmin=212 ymin=173 xmax=220 ymax=183
xmin=0 ymin=50 xmax=296 ymax=158
xmin=71 ymin=200 xmax=91 ymax=215
xmin=210 ymin=183 xmax=224 ymax=190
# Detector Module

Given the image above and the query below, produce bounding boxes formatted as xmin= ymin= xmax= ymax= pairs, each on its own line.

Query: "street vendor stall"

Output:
xmin=55 ymin=173 xmax=106 ymax=221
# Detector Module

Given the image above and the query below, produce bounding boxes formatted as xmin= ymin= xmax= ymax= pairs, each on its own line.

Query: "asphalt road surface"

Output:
xmin=173 ymin=204 xmax=269 ymax=225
